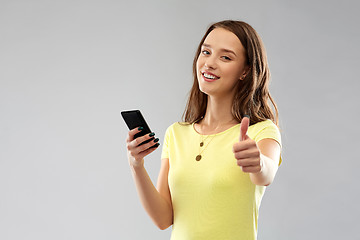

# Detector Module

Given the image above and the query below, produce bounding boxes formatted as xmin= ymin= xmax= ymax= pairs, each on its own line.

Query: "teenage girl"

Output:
xmin=126 ymin=20 xmax=282 ymax=240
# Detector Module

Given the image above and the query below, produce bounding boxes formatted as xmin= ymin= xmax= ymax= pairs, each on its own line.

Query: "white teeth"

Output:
xmin=203 ymin=73 xmax=217 ymax=79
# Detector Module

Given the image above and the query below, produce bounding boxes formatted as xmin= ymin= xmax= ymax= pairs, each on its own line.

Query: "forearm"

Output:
xmin=130 ymin=162 xmax=173 ymax=230
xmin=249 ymin=154 xmax=278 ymax=186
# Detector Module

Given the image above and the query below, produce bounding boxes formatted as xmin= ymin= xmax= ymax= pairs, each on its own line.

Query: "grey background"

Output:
xmin=1 ymin=0 xmax=359 ymax=239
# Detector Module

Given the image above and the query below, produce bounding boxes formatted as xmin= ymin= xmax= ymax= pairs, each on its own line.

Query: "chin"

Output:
xmin=198 ymin=85 xmax=215 ymax=96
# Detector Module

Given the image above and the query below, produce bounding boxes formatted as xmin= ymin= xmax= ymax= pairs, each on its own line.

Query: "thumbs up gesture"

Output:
xmin=233 ymin=116 xmax=263 ymax=173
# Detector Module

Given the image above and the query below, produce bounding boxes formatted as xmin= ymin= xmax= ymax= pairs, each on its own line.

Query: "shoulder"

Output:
xmin=164 ymin=122 xmax=193 ymax=135
xmin=249 ymin=119 xmax=278 ymax=132
xmin=166 ymin=122 xmax=192 ymax=131
xmin=248 ymin=119 xmax=281 ymax=146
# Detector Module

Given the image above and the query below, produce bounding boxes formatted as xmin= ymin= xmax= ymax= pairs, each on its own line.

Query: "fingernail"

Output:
xmin=244 ymin=114 xmax=250 ymax=119
xmin=149 ymin=132 xmax=155 ymax=137
xmin=153 ymin=138 xmax=159 ymax=143
xmin=155 ymin=143 xmax=160 ymax=147
xmin=138 ymin=127 xmax=144 ymax=131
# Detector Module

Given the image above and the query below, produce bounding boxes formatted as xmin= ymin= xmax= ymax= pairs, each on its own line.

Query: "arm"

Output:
xmin=249 ymin=138 xmax=281 ymax=186
xmin=127 ymin=128 xmax=173 ymax=230
xmin=233 ymin=117 xmax=281 ymax=186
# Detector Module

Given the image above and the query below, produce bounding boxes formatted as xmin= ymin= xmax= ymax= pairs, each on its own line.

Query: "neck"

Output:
xmin=199 ymin=94 xmax=238 ymax=130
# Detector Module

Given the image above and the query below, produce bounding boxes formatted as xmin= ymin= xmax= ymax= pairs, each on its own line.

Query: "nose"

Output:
xmin=204 ymin=55 xmax=217 ymax=69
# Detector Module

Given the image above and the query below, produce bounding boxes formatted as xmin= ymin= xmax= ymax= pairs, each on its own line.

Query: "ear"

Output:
xmin=239 ymin=66 xmax=250 ymax=80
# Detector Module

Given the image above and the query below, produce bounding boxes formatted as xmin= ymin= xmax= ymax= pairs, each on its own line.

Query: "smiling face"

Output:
xmin=196 ymin=27 xmax=249 ymax=98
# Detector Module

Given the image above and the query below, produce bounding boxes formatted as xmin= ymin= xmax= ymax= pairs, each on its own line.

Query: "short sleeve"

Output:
xmin=253 ymin=120 xmax=283 ymax=166
xmin=161 ymin=125 xmax=171 ymax=159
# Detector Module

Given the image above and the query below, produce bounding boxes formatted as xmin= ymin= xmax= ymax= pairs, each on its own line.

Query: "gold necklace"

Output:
xmin=195 ymin=125 xmax=221 ymax=161
xmin=194 ymin=119 xmax=237 ymax=161
xmin=195 ymin=133 xmax=218 ymax=161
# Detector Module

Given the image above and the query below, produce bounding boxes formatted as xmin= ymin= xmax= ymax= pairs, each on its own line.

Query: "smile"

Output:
xmin=201 ymin=71 xmax=220 ymax=82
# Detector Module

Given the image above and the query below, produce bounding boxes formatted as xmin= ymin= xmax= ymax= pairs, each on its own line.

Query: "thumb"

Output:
xmin=240 ymin=116 xmax=250 ymax=141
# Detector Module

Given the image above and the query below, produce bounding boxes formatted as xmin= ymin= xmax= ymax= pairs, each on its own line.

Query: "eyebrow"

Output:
xmin=202 ymin=43 xmax=237 ymax=57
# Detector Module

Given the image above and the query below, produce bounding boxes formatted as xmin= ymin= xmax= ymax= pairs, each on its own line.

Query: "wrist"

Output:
xmin=249 ymin=155 xmax=272 ymax=186
xmin=129 ymin=158 xmax=145 ymax=170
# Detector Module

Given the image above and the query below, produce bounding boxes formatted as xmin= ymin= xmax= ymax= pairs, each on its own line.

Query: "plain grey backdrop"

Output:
xmin=1 ymin=0 xmax=359 ymax=239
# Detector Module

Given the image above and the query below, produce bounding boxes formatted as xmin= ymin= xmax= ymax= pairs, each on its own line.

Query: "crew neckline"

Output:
xmin=192 ymin=122 xmax=240 ymax=137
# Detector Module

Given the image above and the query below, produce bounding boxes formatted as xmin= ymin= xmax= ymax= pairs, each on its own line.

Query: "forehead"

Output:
xmin=203 ymin=28 xmax=244 ymax=54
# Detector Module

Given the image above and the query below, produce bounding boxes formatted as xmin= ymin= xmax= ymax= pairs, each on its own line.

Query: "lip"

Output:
xmin=201 ymin=71 xmax=220 ymax=82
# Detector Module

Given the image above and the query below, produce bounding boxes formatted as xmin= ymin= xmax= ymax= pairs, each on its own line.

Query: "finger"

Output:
xmin=236 ymin=154 xmax=260 ymax=165
xmin=232 ymin=139 xmax=254 ymax=152
xmin=128 ymin=133 xmax=155 ymax=152
xmin=237 ymin=159 xmax=252 ymax=167
xmin=241 ymin=165 xmax=262 ymax=173
xmin=137 ymin=143 xmax=160 ymax=159
xmin=240 ymin=116 xmax=250 ymax=141
xmin=135 ymin=138 xmax=159 ymax=155
xmin=234 ymin=148 xmax=259 ymax=160
xmin=127 ymin=127 xmax=144 ymax=142
xmin=127 ymin=139 xmax=159 ymax=160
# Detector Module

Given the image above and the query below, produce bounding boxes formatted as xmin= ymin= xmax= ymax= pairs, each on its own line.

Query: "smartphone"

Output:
xmin=121 ymin=110 xmax=157 ymax=147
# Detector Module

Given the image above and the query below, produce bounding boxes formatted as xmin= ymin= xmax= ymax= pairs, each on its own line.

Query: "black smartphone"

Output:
xmin=121 ymin=110 xmax=157 ymax=147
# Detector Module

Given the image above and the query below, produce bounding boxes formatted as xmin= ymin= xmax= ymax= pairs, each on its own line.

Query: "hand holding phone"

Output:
xmin=121 ymin=110 xmax=159 ymax=146
xmin=122 ymin=110 xmax=160 ymax=165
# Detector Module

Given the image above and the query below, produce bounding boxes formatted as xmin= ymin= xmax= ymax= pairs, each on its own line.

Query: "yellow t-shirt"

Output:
xmin=161 ymin=119 xmax=282 ymax=240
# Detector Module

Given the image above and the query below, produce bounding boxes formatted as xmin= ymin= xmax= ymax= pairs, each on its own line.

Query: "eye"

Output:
xmin=221 ymin=56 xmax=231 ymax=61
xmin=201 ymin=50 xmax=210 ymax=55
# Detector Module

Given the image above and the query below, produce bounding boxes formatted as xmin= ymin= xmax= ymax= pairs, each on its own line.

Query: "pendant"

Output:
xmin=196 ymin=155 xmax=202 ymax=161
xmin=200 ymin=142 xmax=204 ymax=147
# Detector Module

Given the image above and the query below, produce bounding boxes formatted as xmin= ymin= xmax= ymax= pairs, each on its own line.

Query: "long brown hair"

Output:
xmin=182 ymin=20 xmax=279 ymax=126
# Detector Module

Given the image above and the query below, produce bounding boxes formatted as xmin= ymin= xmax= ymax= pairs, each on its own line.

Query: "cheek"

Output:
xmin=196 ymin=56 xmax=203 ymax=70
xmin=196 ymin=58 xmax=204 ymax=77
xmin=222 ymin=65 xmax=240 ymax=80
xmin=227 ymin=63 xmax=245 ymax=79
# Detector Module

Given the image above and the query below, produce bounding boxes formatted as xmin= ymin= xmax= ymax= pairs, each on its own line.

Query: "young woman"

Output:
xmin=126 ymin=20 xmax=282 ymax=240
